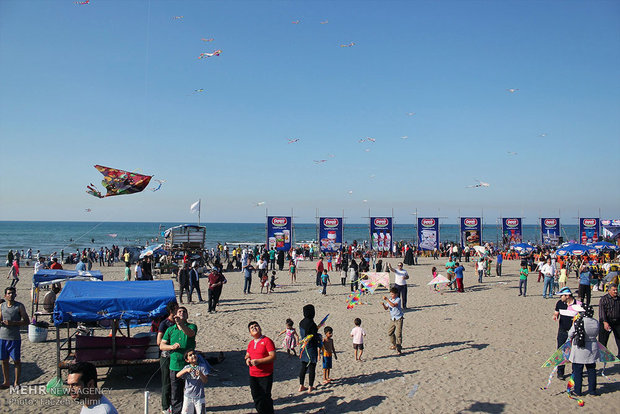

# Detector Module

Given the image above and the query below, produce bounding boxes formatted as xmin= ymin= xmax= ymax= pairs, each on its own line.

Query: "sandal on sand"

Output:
xmin=389 ymin=346 xmax=396 ymax=350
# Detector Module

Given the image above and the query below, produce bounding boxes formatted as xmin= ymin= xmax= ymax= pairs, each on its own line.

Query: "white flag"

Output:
xmin=190 ymin=200 xmax=200 ymax=213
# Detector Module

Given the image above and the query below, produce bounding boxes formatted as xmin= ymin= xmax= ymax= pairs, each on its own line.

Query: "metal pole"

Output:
xmin=198 ymin=199 xmax=201 ymax=226
xmin=144 ymin=391 xmax=150 ymax=414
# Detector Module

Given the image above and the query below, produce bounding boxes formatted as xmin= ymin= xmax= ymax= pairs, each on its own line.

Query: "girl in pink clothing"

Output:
xmin=277 ymin=318 xmax=299 ymax=356
xmin=350 ymin=318 xmax=366 ymax=361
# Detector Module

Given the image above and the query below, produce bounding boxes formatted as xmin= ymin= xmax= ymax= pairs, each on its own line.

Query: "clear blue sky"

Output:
xmin=1 ymin=0 xmax=618 ymax=224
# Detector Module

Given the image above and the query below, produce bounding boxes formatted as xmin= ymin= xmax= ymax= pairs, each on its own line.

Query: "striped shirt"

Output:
xmin=599 ymin=293 xmax=620 ymax=323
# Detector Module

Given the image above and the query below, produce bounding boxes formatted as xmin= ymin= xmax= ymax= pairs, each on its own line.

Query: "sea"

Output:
xmin=0 ymin=221 xmax=581 ymax=258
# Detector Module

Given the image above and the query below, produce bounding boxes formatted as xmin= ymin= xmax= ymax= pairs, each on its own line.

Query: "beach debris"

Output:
xmin=201 ymin=38 xmax=214 ymax=42
xmin=151 ymin=179 xmax=165 ymax=192
xmin=340 ymin=42 xmax=355 ymax=47
xmin=506 ymin=88 xmax=519 ymax=93
xmin=86 ymin=165 xmax=152 ymax=199
xmin=361 ymin=379 xmax=385 ymax=387
xmin=195 ymin=313 xmax=202 ymax=317
xmin=287 ymin=138 xmax=300 ymax=144
xmin=466 ymin=180 xmax=490 ymax=188
xmin=199 ymin=50 xmax=222 ymax=59
xmin=407 ymin=384 xmax=419 ymax=398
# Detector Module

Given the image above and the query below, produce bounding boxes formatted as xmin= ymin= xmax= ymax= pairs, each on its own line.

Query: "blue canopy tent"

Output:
xmin=53 ymin=280 xmax=176 ymax=377
xmin=31 ymin=269 xmax=103 ymax=317
xmin=591 ymin=241 xmax=620 ymax=251
xmin=555 ymin=243 xmax=596 ymax=256
xmin=139 ymin=243 xmax=167 ymax=259
xmin=512 ymin=243 xmax=534 ymax=254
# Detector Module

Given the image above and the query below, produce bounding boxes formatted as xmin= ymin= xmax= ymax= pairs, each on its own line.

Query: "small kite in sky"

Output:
xmin=86 ymin=165 xmax=152 ymax=199
xmin=287 ymin=138 xmax=299 ymax=144
xmin=466 ymin=180 xmax=490 ymax=188
xmin=292 ymin=20 xmax=300 ymax=24
xmin=327 ymin=154 xmax=335 ymax=158
xmin=507 ymin=151 xmax=518 ymax=156
xmin=406 ymin=112 xmax=415 ymax=116
xmin=348 ymin=190 xmax=353 ymax=195
xmin=359 ymin=137 xmax=375 ymax=143
xmin=506 ymin=88 xmax=519 ymax=93
xmin=201 ymin=38 xmax=214 ymax=42
xmin=340 ymin=42 xmax=355 ymax=47
xmin=193 ymin=89 xmax=205 ymax=93
xmin=151 ymin=179 xmax=165 ymax=192
xmin=369 ymin=174 xmax=375 ymax=178
xmin=364 ymin=149 xmax=371 ymax=152
xmin=75 ymin=0 xmax=90 ymax=4
xmin=313 ymin=159 xmax=327 ymax=164
xmin=107 ymin=234 xmax=117 ymax=238
xmin=320 ymin=20 xmax=329 ymax=24
xmin=84 ymin=208 xmax=92 ymax=212
xmin=539 ymin=133 xmax=548 ymax=137
xmin=173 ymin=16 xmax=184 ymax=20
xmin=401 ymin=136 xmax=408 ymax=140
xmin=362 ymin=199 xmax=368 ymax=203
xmin=254 ymin=202 xmax=265 ymax=207
xmin=199 ymin=50 xmax=221 ymax=59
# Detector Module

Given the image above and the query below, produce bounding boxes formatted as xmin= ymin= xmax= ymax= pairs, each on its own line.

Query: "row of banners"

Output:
xmin=266 ymin=216 xmax=602 ymax=252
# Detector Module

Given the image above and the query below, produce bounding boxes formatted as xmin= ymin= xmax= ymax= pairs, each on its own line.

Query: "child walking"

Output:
xmin=519 ymin=263 xmax=528 ymax=297
xmin=320 ymin=326 xmax=337 ymax=383
xmin=321 ymin=269 xmax=331 ymax=295
xmin=269 ymin=271 xmax=277 ymax=293
xmin=277 ymin=318 xmax=299 ymax=356
xmin=176 ymin=349 xmax=208 ymax=414
xmin=289 ymin=260 xmax=296 ymax=284
xmin=350 ymin=318 xmax=366 ymax=361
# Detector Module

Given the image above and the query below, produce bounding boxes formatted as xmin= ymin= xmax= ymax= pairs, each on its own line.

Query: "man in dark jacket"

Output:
xmin=189 ymin=262 xmax=204 ymax=303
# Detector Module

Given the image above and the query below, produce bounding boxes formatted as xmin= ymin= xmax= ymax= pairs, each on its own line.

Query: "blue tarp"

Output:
xmin=53 ymin=280 xmax=175 ymax=326
xmin=32 ymin=269 xmax=103 ymax=287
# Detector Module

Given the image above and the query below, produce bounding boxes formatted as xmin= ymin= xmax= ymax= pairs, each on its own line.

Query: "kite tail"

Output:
xmin=566 ymin=376 xmax=585 ymax=407
xmin=601 ymin=363 xmax=616 ymax=383
xmin=86 ymin=184 xmax=104 ymax=199
xmin=540 ymin=365 xmax=558 ymax=390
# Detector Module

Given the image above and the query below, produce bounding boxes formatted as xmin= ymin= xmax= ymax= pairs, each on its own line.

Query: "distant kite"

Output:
xmin=348 ymin=190 xmax=353 ymax=195
xmin=539 ymin=133 xmax=548 ymax=137
xmin=193 ymin=89 xmax=205 ymax=93
xmin=173 ymin=16 xmax=184 ymax=20
xmin=292 ymin=20 xmax=300 ymax=24
xmin=507 ymin=151 xmax=518 ymax=156
xmin=340 ymin=42 xmax=355 ymax=47
xmin=369 ymin=174 xmax=376 ymax=178
xmin=86 ymin=165 xmax=152 ymax=199
xmin=255 ymin=201 xmax=265 ymax=207
xmin=466 ymin=180 xmax=490 ymax=188
xmin=201 ymin=38 xmax=214 ymax=42
xmin=151 ymin=179 xmax=165 ymax=192
xmin=75 ymin=0 xmax=89 ymax=4
xmin=364 ymin=149 xmax=371 ymax=152
xmin=506 ymin=88 xmax=519 ymax=93
xmin=107 ymin=234 xmax=118 ymax=238
xmin=287 ymin=138 xmax=300 ymax=144
xmin=327 ymin=154 xmax=335 ymax=158
xmin=362 ymin=199 xmax=368 ymax=203
xmin=199 ymin=50 xmax=221 ymax=59
xmin=84 ymin=208 xmax=92 ymax=212
xmin=313 ymin=159 xmax=327 ymax=164
xmin=406 ymin=112 xmax=415 ymax=116
xmin=320 ymin=20 xmax=328 ymax=24
xmin=401 ymin=136 xmax=408 ymax=140
xmin=358 ymin=137 xmax=375 ymax=143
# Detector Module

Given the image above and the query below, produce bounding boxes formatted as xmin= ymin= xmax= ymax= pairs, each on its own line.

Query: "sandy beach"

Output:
xmin=0 ymin=257 xmax=618 ymax=414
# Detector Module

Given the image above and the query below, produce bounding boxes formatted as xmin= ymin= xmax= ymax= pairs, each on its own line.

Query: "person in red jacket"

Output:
xmin=245 ymin=321 xmax=276 ymax=414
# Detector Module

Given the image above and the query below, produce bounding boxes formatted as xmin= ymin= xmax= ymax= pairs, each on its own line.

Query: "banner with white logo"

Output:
xmin=319 ymin=217 xmax=343 ymax=253
xmin=460 ymin=217 xmax=482 ymax=248
xmin=267 ymin=216 xmax=292 ymax=251
xmin=370 ymin=217 xmax=392 ymax=252
xmin=418 ymin=217 xmax=439 ymax=251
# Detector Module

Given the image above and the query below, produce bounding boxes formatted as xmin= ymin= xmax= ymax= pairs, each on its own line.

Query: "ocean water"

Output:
xmin=0 ymin=221 xmax=580 ymax=258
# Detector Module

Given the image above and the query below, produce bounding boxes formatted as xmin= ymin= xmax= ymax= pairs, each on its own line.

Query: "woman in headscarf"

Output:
xmin=567 ymin=304 xmax=600 ymax=396
xmin=298 ymin=304 xmax=319 ymax=392
xmin=348 ymin=259 xmax=358 ymax=292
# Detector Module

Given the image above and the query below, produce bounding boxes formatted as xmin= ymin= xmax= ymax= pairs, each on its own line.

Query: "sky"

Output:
xmin=0 ymin=0 xmax=618 ymax=224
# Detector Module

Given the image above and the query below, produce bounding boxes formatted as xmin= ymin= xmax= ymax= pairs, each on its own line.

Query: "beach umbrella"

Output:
xmin=555 ymin=243 xmax=595 ymax=256
xmin=591 ymin=241 xmax=619 ymax=251
xmin=139 ymin=244 xmax=164 ymax=259
xmin=513 ymin=243 xmax=534 ymax=253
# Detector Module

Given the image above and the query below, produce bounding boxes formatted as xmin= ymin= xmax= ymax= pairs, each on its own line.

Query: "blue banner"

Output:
xmin=541 ymin=218 xmax=560 ymax=246
xmin=418 ymin=218 xmax=439 ymax=251
xmin=370 ymin=217 xmax=392 ymax=252
xmin=460 ymin=217 xmax=482 ymax=248
xmin=579 ymin=218 xmax=600 ymax=244
xmin=267 ymin=216 xmax=292 ymax=251
xmin=502 ymin=218 xmax=522 ymax=246
xmin=319 ymin=217 xmax=343 ymax=253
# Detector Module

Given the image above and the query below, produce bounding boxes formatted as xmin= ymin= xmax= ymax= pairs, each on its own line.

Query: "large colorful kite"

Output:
xmin=363 ymin=272 xmax=390 ymax=289
xmin=347 ymin=290 xmax=363 ymax=309
xmin=86 ymin=165 xmax=152 ymax=199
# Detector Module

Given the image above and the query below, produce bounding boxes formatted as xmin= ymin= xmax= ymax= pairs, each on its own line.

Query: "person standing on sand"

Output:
xmin=552 ymin=287 xmax=579 ymax=380
xmin=388 ymin=262 xmax=409 ymax=309
xmin=598 ymin=283 xmax=619 ymax=358
xmin=177 ymin=263 xmax=190 ymax=304
xmin=157 ymin=301 xmax=179 ymax=414
xmin=382 ymin=287 xmax=404 ymax=355
xmin=315 ymin=257 xmax=324 ymax=286
xmin=0 ymin=287 xmax=29 ymax=389
xmin=299 ymin=304 xmax=319 ymax=393
xmin=245 ymin=321 xmax=276 ymax=414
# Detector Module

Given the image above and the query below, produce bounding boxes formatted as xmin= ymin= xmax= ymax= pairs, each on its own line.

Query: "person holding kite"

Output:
xmin=567 ymin=304 xmax=599 ymax=396
xmin=298 ymin=304 xmax=320 ymax=392
xmin=382 ymin=288 xmax=404 ymax=354
xmin=552 ymin=287 xmax=580 ymax=380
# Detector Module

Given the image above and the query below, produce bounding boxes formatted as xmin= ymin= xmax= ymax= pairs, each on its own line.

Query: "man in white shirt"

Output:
xmin=540 ymin=258 xmax=556 ymax=299
xmin=388 ymin=262 xmax=410 ymax=309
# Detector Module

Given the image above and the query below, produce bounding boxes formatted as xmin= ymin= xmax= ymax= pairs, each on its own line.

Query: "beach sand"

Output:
xmin=0 ymin=257 xmax=618 ymax=413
